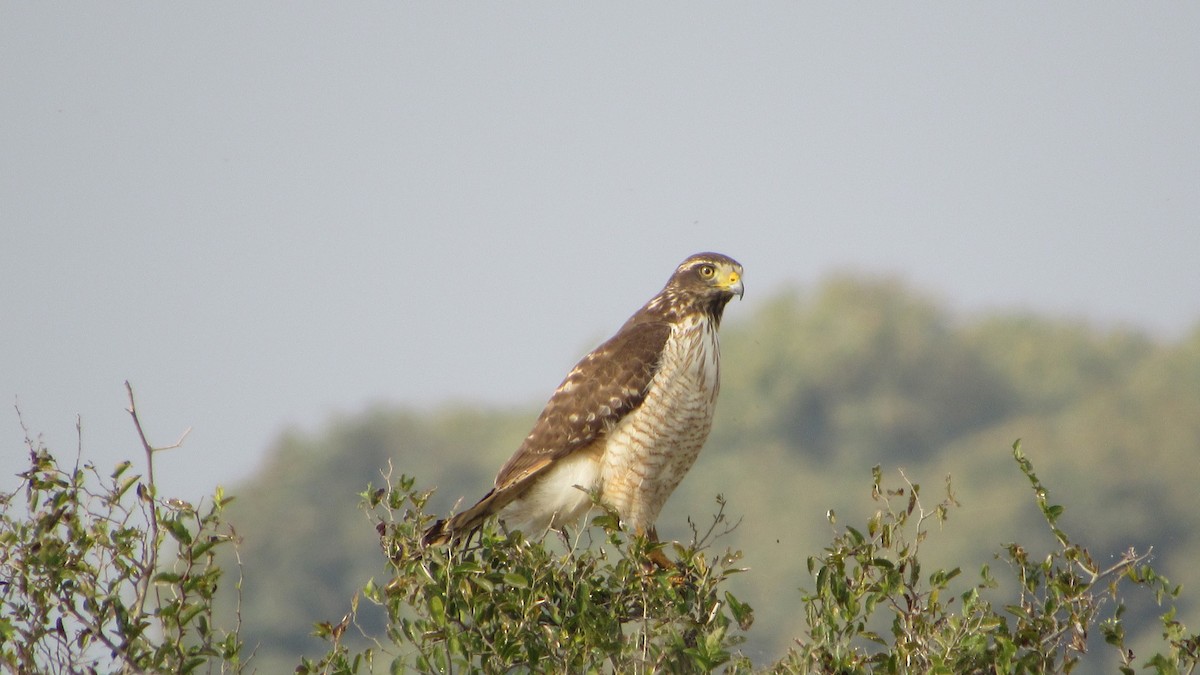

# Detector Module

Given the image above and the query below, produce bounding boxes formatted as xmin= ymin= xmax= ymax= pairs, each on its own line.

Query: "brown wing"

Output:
xmin=422 ymin=319 xmax=671 ymax=546
xmin=492 ymin=319 xmax=672 ymax=490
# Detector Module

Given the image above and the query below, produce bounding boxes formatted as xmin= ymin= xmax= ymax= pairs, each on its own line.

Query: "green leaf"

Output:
xmin=153 ymin=571 xmax=183 ymax=584
xmin=164 ymin=518 xmax=193 ymax=546
xmin=110 ymin=460 xmax=132 ymax=480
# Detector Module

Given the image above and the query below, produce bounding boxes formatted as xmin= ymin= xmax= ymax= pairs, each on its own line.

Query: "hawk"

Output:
xmin=423 ymin=252 xmax=743 ymax=546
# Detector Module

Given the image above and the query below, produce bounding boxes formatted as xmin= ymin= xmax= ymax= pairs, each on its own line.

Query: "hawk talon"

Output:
xmin=645 ymin=547 xmax=676 ymax=572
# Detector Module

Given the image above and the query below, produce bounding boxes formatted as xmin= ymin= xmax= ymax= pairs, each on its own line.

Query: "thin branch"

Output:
xmin=14 ymin=396 xmax=38 ymax=457
xmin=124 ymin=381 xmax=190 ymax=628
xmin=73 ymin=414 xmax=84 ymax=478
xmin=1087 ymin=546 xmax=1153 ymax=585
xmin=690 ymin=494 xmax=742 ymax=550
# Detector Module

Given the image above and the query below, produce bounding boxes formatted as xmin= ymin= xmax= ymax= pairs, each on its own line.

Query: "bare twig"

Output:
xmin=688 ymin=494 xmax=743 ymax=550
xmin=124 ymin=381 xmax=191 ymax=626
xmin=14 ymin=396 xmax=38 ymax=456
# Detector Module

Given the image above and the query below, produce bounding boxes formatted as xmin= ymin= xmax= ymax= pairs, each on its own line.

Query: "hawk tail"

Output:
xmin=423 ymin=462 xmax=549 ymax=546
xmin=421 ymin=489 xmax=505 ymax=547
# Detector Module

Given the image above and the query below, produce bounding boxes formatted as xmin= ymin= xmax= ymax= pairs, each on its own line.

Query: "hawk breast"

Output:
xmin=599 ymin=312 xmax=721 ymax=533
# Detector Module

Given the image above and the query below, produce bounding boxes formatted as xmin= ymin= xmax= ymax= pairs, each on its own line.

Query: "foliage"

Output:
xmin=776 ymin=442 xmax=1200 ymax=674
xmin=221 ymin=407 xmax=527 ymax=670
xmin=295 ymin=445 xmax=1199 ymax=674
xmin=718 ymin=279 xmax=1020 ymax=464
xmin=0 ymin=386 xmax=243 ymax=674
xmin=4 ymin=387 xmax=1200 ymax=673
xmin=298 ymin=474 xmax=755 ymax=674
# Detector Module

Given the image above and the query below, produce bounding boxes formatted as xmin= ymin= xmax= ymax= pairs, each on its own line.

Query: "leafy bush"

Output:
xmin=778 ymin=442 xmax=1200 ymax=674
xmin=302 ymin=444 xmax=1200 ymax=674
xmin=0 ymin=386 xmax=243 ymax=674
xmin=298 ymin=472 xmax=754 ymax=674
xmin=4 ymin=386 xmax=1198 ymax=673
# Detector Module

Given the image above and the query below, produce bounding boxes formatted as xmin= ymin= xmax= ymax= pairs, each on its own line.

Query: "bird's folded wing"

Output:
xmin=492 ymin=319 xmax=672 ymax=491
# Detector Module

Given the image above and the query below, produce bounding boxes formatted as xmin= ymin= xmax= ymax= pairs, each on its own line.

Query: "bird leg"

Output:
xmin=637 ymin=526 xmax=676 ymax=571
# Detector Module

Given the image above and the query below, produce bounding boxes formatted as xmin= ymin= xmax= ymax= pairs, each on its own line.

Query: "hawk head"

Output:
xmin=652 ymin=252 xmax=744 ymax=323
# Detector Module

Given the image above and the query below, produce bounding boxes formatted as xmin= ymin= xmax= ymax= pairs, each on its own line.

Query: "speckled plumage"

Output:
xmin=599 ymin=311 xmax=721 ymax=533
xmin=423 ymin=252 xmax=743 ymax=546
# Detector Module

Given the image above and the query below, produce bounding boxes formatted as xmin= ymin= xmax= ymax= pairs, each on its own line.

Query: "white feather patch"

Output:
xmin=499 ymin=449 xmax=601 ymax=535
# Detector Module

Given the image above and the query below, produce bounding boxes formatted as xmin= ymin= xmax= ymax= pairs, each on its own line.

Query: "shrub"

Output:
xmin=303 ymin=443 xmax=1200 ymax=674
xmin=0 ymin=385 xmax=243 ymax=674
xmin=778 ymin=442 xmax=1200 ymax=673
xmin=298 ymin=471 xmax=754 ymax=674
xmin=4 ymin=386 xmax=1197 ymax=674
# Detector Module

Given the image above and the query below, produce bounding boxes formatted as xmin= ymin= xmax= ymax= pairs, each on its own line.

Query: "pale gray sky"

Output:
xmin=3 ymin=4 xmax=1198 ymax=498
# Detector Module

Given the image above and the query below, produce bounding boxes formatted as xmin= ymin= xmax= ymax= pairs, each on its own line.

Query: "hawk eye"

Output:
xmin=698 ymin=264 xmax=716 ymax=279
